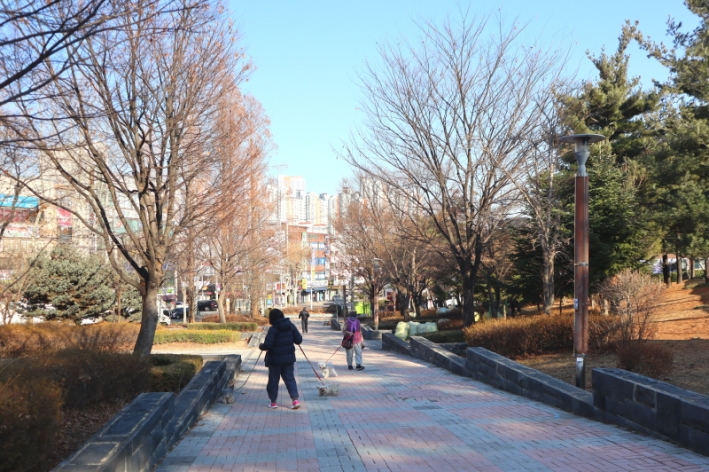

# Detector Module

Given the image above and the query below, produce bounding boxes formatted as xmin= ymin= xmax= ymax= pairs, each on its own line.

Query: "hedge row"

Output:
xmin=149 ymin=354 xmax=203 ymax=392
xmin=153 ymin=329 xmax=241 ymax=344
xmin=0 ymin=350 xmax=201 ymax=472
xmin=0 ymin=323 xmax=139 ymax=357
xmin=184 ymin=322 xmax=257 ymax=332
xmin=463 ymin=313 xmax=621 ymax=358
xmin=200 ymin=314 xmax=269 ymax=325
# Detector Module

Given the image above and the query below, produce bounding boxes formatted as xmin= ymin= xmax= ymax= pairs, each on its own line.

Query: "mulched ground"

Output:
xmin=47 ymin=401 xmax=128 ymax=470
xmin=518 ymin=281 xmax=709 ymax=396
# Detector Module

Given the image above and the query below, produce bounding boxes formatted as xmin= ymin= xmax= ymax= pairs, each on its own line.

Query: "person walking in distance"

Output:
xmin=343 ymin=311 xmax=365 ymax=370
xmin=259 ymin=308 xmax=303 ymax=409
xmin=298 ymin=306 xmax=310 ymax=333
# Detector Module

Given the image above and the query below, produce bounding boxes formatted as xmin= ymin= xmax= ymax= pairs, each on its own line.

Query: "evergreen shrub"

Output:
xmin=153 ymin=329 xmax=240 ymax=344
xmin=200 ymin=314 xmax=269 ymax=325
xmin=185 ymin=322 xmax=257 ymax=332
xmin=421 ymin=329 xmax=465 ymax=343
xmin=149 ymin=354 xmax=202 ymax=392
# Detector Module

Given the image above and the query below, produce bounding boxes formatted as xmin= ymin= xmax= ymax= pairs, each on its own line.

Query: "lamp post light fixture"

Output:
xmin=560 ymin=133 xmax=605 ymax=390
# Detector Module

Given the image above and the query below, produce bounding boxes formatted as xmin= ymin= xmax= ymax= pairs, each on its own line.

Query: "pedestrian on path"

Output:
xmin=343 ymin=311 xmax=365 ymax=370
xmin=259 ymin=308 xmax=303 ymax=409
xmin=298 ymin=306 xmax=310 ymax=333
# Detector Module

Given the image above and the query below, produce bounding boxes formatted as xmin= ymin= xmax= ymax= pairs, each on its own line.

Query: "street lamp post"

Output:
xmin=560 ymin=133 xmax=605 ymax=390
xmin=372 ymin=258 xmax=383 ymax=329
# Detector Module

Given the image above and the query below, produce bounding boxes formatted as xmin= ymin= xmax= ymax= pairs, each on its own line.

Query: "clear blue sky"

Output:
xmin=229 ymin=0 xmax=697 ymax=196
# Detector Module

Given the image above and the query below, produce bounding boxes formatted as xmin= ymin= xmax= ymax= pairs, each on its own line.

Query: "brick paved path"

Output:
xmin=157 ymin=320 xmax=709 ymax=472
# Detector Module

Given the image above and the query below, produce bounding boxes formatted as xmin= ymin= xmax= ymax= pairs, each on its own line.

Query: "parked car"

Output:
xmin=170 ymin=307 xmax=189 ymax=319
xmin=197 ymin=300 xmax=218 ymax=311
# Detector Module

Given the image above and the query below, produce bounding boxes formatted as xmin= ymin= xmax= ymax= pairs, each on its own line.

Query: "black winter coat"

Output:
xmin=259 ymin=317 xmax=302 ymax=365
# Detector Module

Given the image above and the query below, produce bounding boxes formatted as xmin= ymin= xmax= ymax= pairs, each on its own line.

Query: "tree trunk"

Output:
xmin=370 ymin=283 xmax=379 ymax=330
xmin=677 ymin=251 xmax=684 ymax=284
xmin=398 ymin=290 xmax=410 ymax=322
xmin=662 ymin=252 xmax=670 ymax=286
xmin=690 ymin=257 xmax=696 ymax=279
xmin=541 ymin=250 xmax=555 ymax=315
xmin=250 ymin=292 xmax=260 ymax=318
xmin=705 ymin=257 xmax=709 ymax=284
xmin=133 ymin=278 xmax=160 ymax=357
xmin=217 ymin=293 xmax=227 ymax=324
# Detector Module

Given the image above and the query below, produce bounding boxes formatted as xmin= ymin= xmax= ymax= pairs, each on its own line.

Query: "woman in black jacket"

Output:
xmin=259 ymin=308 xmax=303 ymax=409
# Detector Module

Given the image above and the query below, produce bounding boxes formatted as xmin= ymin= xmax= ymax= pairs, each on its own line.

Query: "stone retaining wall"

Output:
xmin=409 ymin=336 xmax=471 ymax=378
xmin=381 ymin=333 xmax=411 ymax=355
xmin=54 ymin=355 xmax=241 ymax=471
xmin=593 ymin=368 xmax=709 ymax=455
xmin=465 ymin=347 xmax=596 ymax=419
xmin=385 ymin=338 xmax=709 ymax=456
xmin=361 ymin=325 xmax=388 ymax=340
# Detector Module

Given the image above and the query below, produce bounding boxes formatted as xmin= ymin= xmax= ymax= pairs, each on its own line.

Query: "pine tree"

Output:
xmin=23 ymin=245 xmax=115 ymax=323
xmin=639 ymin=1 xmax=709 ymax=282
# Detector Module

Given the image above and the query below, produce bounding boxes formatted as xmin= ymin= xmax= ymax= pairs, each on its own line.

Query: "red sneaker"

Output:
xmin=268 ymin=402 xmax=277 ymax=409
xmin=291 ymin=400 xmax=301 ymax=410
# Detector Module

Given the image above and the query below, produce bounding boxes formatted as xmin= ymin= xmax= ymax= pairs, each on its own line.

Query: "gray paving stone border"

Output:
xmin=386 ymin=335 xmax=709 ymax=457
xmin=361 ymin=325 xmax=388 ymax=340
xmin=381 ymin=332 xmax=411 ymax=355
xmin=53 ymin=354 xmax=241 ymax=472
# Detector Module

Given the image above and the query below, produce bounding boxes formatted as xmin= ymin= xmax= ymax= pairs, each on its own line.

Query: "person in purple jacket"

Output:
xmin=343 ymin=311 xmax=365 ymax=371
xmin=259 ymin=308 xmax=303 ymax=409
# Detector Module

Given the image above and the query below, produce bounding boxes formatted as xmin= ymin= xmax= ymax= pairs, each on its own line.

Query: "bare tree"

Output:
xmin=200 ymin=91 xmax=273 ymax=322
xmin=8 ymin=1 xmax=247 ymax=355
xmin=513 ymin=96 xmax=571 ymax=314
xmin=343 ymin=14 xmax=566 ymax=326
xmin=334 ymin=188 xmax=389 ymax=328
xmin=0 ymin=0 xmax=194 ymax=117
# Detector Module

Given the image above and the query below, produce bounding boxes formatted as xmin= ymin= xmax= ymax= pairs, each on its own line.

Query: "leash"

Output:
xmin=323 ymin=344 xmax=342 ymax=364
xmin=298 ymin=344 xmax=327 ymax=386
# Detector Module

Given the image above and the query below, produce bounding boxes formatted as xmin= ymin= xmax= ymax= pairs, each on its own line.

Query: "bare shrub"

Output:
xmin=2 ymin=349 xmax=151 ymax=409
xmin=0 ymin=374 xmax=63 ymax=472
xmin=616 ymin=342 xmax=674 ymax=379
xmin=598 ymin=269 xmax=665 ymax=347
xmin=464 ymin=313 xmax=619 ymax=358
xmin=0 ymin=323 xmax=139 ymax=357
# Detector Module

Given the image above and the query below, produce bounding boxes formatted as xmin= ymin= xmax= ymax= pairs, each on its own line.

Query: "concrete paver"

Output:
xmin=157 ymin=319 xmax=709 ymax=472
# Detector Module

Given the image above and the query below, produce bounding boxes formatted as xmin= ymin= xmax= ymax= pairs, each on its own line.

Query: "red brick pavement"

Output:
xmin=157 ymin=320 xmax=709 ymax=472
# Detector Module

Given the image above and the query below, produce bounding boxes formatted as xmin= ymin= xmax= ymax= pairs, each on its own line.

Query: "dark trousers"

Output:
xmin=267 ymin=363 xmax=299 ymax=402
xmin=301 ymin=318 xmax=308 ymax=333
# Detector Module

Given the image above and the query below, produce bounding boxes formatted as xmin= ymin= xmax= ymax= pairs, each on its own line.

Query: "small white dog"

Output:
xmin=318 ymin=362 xmax=338 ymax=379
xmin=317 ymin=383 xmax=339 ymax=396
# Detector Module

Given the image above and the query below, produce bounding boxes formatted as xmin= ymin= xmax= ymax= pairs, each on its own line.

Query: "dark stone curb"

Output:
xmin=381 ymin=332 xmax=411 ymax=355
xmin=330 ymin=318 xmax=341 ymax=330
xmin=361 ymin=325 xmax=387 ymax=340
xmin=53 ymin=355 xmax=242 ymax=472
xmin=384 ymin=336 xmax=709 ymax=457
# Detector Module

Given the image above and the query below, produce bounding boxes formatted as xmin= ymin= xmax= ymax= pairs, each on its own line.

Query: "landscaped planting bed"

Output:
xmin=153 ymin=328 xmax=241 ymax=344
xmin=0 ymin=323 xmax=202 ymax=472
